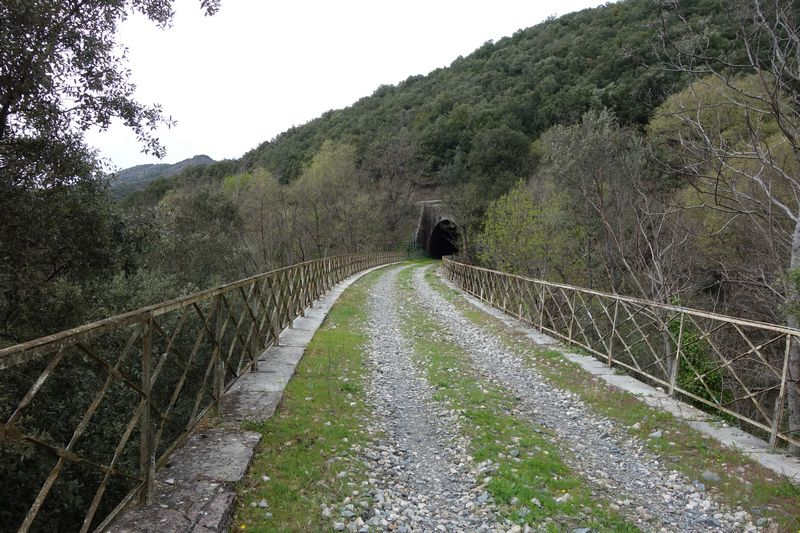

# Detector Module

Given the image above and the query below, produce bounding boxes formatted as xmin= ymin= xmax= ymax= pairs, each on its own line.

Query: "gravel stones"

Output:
xmin=415 ymin=266 xmax=760 ymax=533
xmin=321 ymin=264 xmax=766 ymax=532
xmin=327 ymin=266 xmax=499 ymax=532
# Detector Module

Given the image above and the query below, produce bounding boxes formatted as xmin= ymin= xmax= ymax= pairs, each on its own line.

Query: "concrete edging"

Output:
xmin=109 ymin=262 xmax=399 ymax=533
xmin=437 ymin=267 xmax=800 ymax=484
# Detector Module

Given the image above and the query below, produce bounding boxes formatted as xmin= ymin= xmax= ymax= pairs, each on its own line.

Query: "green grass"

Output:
xmin=425 ymin=266 xmax=800 ymax=532
xmin=396 ymin=266 xmax=638 ymax=532
xmin=233 ymin=267 xmax=389 ymax=532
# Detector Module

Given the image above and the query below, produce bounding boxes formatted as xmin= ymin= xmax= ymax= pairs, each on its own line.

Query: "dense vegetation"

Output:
xmin=3 ymin=0 xmax=800 ymax=529
xmin=131 ymin=0 xmax=741 ymax=206
xmin=3 ymin=0 xmax=750 ymax=347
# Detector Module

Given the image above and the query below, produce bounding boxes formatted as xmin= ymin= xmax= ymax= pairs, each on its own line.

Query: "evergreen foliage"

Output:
xmin=6 ymin=0 xmax=800 ymax=528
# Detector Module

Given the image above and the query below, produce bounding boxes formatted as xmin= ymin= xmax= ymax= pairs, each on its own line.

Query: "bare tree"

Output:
xmin=543 ymin=110 xmax=695 ymax=304
xmin=659 ymin=0 xmax=800 ymax=451
xmin=542 ymin=110 xmax=696 ymax=386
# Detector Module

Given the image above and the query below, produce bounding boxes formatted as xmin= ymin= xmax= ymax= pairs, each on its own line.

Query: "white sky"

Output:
xmin=87 ymin=0 xmax=610 ymax=170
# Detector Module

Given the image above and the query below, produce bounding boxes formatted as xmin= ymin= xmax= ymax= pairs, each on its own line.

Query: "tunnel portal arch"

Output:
xmin=428 ymin=219 xmax=459 ymax=259
xmin=415 ymin=200 xmax=460 ymax=258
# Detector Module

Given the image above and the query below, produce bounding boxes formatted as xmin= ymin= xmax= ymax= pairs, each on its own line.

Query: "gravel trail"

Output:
xmin=411 ymin=265 xmax=758 ymax=533
xmin=337 ymin=265 xmax=498 ymax=532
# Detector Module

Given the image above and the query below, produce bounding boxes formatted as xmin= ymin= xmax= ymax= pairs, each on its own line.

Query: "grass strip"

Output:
xmin=396 ymin=266 xmax=638 ymax=532
xmin=233 ymin=267 xmax=387 ymax=532
xmin=426 ymin=265 xmax=800 ymax=531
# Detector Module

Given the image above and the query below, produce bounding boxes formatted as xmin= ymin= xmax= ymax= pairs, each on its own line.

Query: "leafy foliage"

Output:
xmin=478 ymin=181 xmax=583 ymax=280
xmin=235 ymin=0 xmax=735 ymax=192
xmin=667 ymin=316 xmax=730 ymax=409
xmin=0 ymin=0 xmax=218 ymax=343
xmin=6 ymin=0 xmax=799 ymax=528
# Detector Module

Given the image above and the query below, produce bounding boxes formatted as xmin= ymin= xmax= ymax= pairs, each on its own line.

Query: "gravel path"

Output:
xmin=410 ymin=265 xmax=759 ymax=533
xmin=330 ymin=265 xmax=498 ymax=532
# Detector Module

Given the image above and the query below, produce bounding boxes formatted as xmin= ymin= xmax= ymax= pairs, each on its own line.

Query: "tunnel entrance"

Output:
xmin=428 ymin=219 xmax=459 ymax=258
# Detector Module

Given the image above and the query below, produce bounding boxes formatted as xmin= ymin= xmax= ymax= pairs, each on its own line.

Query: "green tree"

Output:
xmin=1 ymin=0 xmax=219 ymax=177
xmin=478 ymin=181 xmax=583 ymax=281
xmin=540 ymin=109 xmax=692 ymax=302
xmin=468 ymin=125 xmax=532 ymax=200
xmin=0 ymin=0 xmax=219 ymax=343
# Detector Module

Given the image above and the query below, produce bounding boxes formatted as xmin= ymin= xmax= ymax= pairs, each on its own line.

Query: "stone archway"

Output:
xmin=415 ymin=200 xmax=460 ymax=258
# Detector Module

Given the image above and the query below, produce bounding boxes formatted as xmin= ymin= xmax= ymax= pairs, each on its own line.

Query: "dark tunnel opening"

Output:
xmin=429 ymin=219 xmax=459 ymax=259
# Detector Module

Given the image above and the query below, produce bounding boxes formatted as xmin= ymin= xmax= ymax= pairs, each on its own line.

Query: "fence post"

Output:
xmin=567 ymin=291 xmax=577 ymax=342
xmin=538 ymin=284 xmax=546 ymax=330
xmin=668 ymin=312 xmax=684 ymax=396
xmin=249 ymin=283 xmax=261 ymax=372
xmin=770 ymin=334 xmax=792 ymax=448
xmin=607 ymin=300 xmax=619 ymax=367
xmin=213 ymin=294 xmax=225 ymax=414
xmin=139 ymin=315 xmax=155 ymax=504
xmin=299 ymin=265 xmax=307 ymax=317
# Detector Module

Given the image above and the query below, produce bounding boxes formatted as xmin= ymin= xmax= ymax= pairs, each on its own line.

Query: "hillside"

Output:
xmin=110 ymin=154 xmax=214 ymax=197
xmin=124 ymin=0 xmax=736 ymax=212
xmin=237 ymin=0 xmax=735 ymax=185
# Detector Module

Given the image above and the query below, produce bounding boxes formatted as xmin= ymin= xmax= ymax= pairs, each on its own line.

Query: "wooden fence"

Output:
xmin=0 ymin=253 xmax=402 ymax=533
xmin=443 ymin=257 xmax=799 ymax=451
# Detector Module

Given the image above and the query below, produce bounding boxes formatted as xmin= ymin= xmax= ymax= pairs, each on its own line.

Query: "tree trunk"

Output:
xmin=785 ymin=219 xmax=800 ymax=454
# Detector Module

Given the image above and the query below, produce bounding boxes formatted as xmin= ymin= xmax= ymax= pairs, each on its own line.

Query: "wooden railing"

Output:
xmin=0 ymin=252 xmax=402 ymax=533
xmin=443 ymin=257 xmax=799 ymax=451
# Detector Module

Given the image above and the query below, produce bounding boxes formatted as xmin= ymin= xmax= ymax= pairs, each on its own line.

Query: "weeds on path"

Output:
xmin=426 ymin=266 xmax=800 ymax=532
xmin=234 ymin=268 xmax=386 ymax=532
xmin=397 ymin=266 xmax=638 ymax=532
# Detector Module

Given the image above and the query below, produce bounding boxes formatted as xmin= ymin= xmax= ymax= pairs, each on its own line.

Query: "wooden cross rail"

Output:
xmin=442 ymin=257 xmax=799 ymax=452
xmin=0 ymin=252 xmax=402 ymax=533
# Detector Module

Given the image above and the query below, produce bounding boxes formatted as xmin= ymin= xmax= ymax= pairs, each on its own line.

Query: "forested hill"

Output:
xmin=5 ymin=0 xmax=748 ymax=347
xmin=236 ymin=0 xmax=733 ymax=184
xmin=128 ymin=0 xmax=735 ymax=208
xmin=110 ymin=154 xmax=214 ymax=197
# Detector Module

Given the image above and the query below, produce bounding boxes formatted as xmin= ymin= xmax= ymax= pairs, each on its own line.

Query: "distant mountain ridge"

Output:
xmin=110 ymin=154 xmax=215 ymax=197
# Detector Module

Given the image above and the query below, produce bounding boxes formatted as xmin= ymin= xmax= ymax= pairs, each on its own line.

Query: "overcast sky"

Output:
xmin=87 ymin=0 xmax=610 ymax=170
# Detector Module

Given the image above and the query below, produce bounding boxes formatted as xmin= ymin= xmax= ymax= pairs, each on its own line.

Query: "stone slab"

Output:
xmin=292 ymin=315 xmax=324 ymax=331
xmin=278 ymin=327 xmax=315 ymax=347
xmin=561 ymin=352 xmax=615 ymax=376
xmin=230 ymin=369 xmax=291 ymax=393
xmin=259 ymin=345 xmax=305 ymax=366
xmin=223 ymin=390 xmax=282 ymax=421
xmin=301 ymin=308 xmax=327 ymax=319
xmin=255 ymin=362 xmax=297 ymax=381
xmin=167 ymin=428 xmax=261 ymax=483
xmin=192 ymin=491 xmax=237 ymax=532
xmin=110 ymin=508 xmax=192 ymax=533
xmin=108 ymin=428 xmax=260 ymax=533
xmin=439 ymin=268 xmax=800 ymax=484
